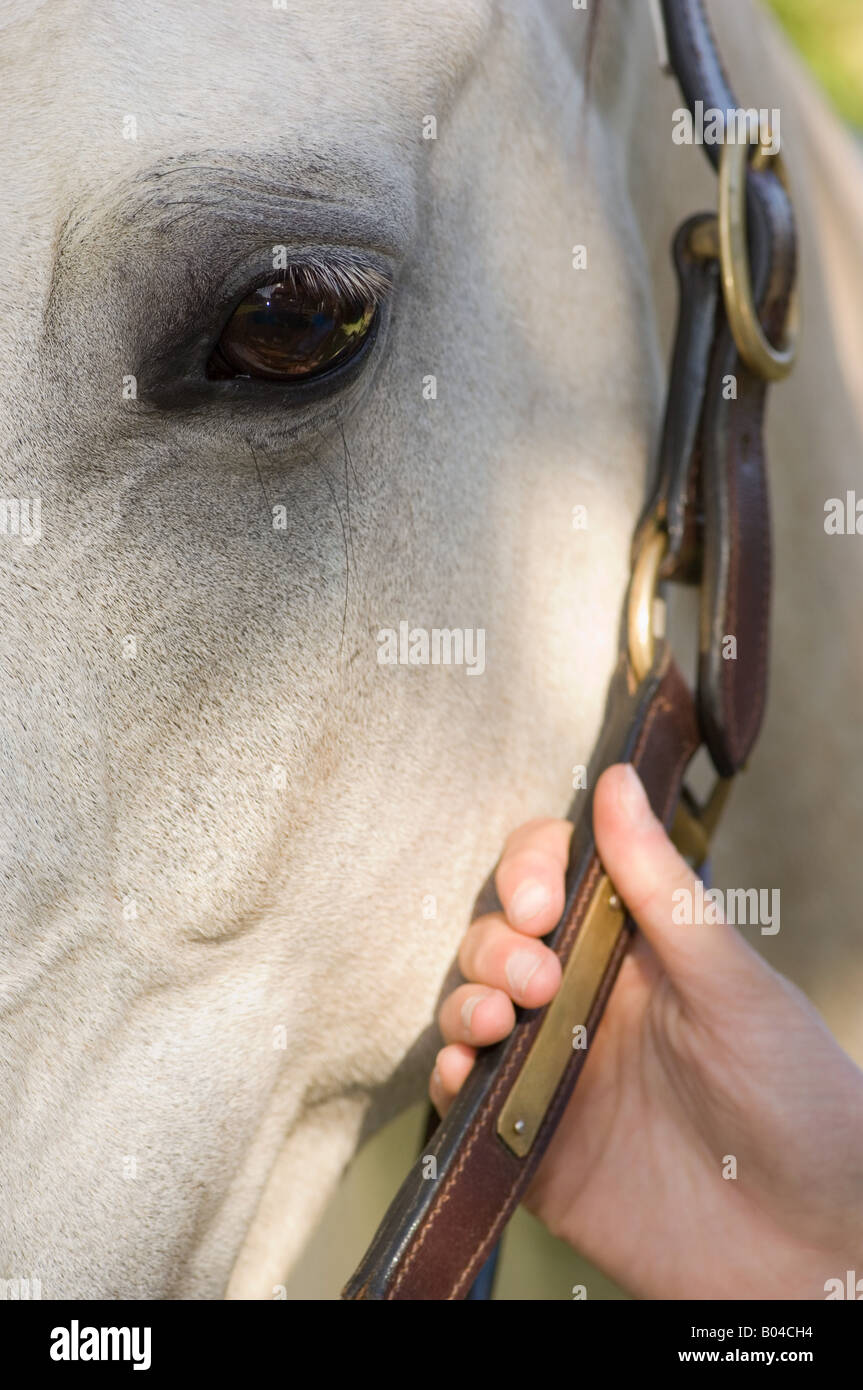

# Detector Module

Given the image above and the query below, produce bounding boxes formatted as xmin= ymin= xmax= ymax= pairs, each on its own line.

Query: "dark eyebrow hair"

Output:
xmin=53 ymin=146 xmax=416 ymax=276
xmin=44 ymin=145 xmax=413 ymax=341
xmin=57 ymin=147 xmax=415 ymax=259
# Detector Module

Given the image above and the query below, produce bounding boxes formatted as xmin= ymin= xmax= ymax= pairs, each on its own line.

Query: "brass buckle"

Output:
xmin=719 ymin=136 xmax=798 ymax=380
xmin=627 ymin=518 xmax=668 ymax=682
xmin=627 ymin=514 xmax=734 ymax=867
xmin=670 ymin=776 xmax=734 ymax=869
xmin=691 ymin=135 xmax=798 ymax=382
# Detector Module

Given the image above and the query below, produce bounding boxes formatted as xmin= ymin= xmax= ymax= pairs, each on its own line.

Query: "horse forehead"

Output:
xmin=4 ymin=0 xmax=494 ymax=134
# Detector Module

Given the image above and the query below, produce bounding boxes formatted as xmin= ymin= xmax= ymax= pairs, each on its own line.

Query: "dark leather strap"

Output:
xmin=639 ymin=176 xmax=795 ymax=774
xmin=635 ymin=214 xmax=721 ymax=583
xmin=657 ymin=0 xmax=797 ymax=773
xmin=661 ymin=0 xmax=737 ymax=166
xmin=343 ymin=0 xmax=796 ymax=1300
xmin=697 ymin=166 xmax=795 ymax=773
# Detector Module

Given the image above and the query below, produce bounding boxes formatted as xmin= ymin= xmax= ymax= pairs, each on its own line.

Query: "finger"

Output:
xmin=430 ymin=1044 xmax=475 ymax=1117
xmin=494 ymin=817 xmax=573 ymax=935
xmin=593 ymin=763 xmax=754 ymax=991
xmin=458 ymin=912 xmax=562 ymax=1008
xmin=438 ymin=984 xmax=516 ymax=1046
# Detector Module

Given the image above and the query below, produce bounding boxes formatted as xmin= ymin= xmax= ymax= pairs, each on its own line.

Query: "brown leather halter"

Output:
xmin=343 ymin=0 xmax=798 ymax=1301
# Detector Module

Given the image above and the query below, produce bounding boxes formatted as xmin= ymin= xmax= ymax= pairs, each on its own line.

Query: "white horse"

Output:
xmin=0 ymin=0 xmax=861 ymax=1299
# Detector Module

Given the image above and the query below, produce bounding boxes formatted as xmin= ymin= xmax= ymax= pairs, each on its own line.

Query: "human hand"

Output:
xmin=431 ymin=764 xmax=863 ymax=1299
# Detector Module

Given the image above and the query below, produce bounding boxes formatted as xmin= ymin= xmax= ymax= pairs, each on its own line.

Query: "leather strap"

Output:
xmin=634 ymin=213 xmax=721 ymax=584
xmin=655 ymin=0 xmax=796 ymax=773
xmin=343 ymin=0 xmax=796 ymax=1300
xmin=697 ymin=164 xmax=795 ymax=773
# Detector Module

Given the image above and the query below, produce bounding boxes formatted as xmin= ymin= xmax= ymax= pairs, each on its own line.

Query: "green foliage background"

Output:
xmin=768 ymin=0 xmax=863 ymax=127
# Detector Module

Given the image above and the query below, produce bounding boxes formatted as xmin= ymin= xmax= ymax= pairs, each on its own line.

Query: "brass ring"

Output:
xmin=627 ymin=523 xmax=668 ymax=682
xmin=718 ymin=136 xmax=798 ymax=382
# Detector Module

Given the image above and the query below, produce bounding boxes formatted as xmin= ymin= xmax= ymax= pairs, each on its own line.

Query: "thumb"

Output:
xmin=593 ymin=763 xmax=757 ymax=995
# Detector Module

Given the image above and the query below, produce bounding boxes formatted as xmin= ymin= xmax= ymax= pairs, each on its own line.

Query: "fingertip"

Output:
xmin=593 ymin=766 xmax=752 ymax=990
xmin=595 ymin=763 xmax=655 ymax=839
xmin=467 ymin=989 xmax=517 ymax=1044
xmin=495 ymin=821 xmax=573 ymax=936
xmin=505 ymin=946 xmax=562 ymax=1008
xmin=432 ymin=1043 xmax=475 ymax=1114
xmin=439 ymin=983 xmax=516 ymax=1047
xmin=508 ymin=876 xmax=559 ymax=932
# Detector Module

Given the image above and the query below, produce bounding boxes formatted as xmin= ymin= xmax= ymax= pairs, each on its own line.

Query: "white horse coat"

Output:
xmin=0 ymin=0 xmax=861 ymax=1298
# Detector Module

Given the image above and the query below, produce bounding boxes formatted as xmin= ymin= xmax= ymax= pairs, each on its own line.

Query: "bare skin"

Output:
xmin=432 ymin=764 xmax=863 ymax=1300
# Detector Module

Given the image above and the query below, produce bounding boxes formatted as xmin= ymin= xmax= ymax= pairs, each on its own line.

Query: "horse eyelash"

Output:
xmin=274 ymin=257 xmax=392 ymax=306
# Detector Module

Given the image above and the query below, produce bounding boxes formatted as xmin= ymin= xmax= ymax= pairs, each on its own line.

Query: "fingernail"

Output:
xmin=431 ymin=1067 xmax=442 ymax=1093
xmin=506 ymin=948 xmax=543 ymax=996
xmin=509 ymin=879 xmax=551 ymax=926
xmin=460 ymin=994 xmax=484 ymax=1034
xmin=617 ymin=764 xmax=653 ymax=827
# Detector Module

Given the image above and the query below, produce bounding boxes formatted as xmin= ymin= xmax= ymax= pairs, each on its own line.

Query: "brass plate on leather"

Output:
xmin=496 ymin=873 xmax=626 ymax=1158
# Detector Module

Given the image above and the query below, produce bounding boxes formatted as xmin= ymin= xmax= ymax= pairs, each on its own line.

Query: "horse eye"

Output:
xmin=207 ymin=281 xmax=377 ymax=382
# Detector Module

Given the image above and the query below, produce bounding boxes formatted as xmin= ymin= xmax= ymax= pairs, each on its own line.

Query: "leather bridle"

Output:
xmin=343 ymin=0 xmax=798 ymax=1300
